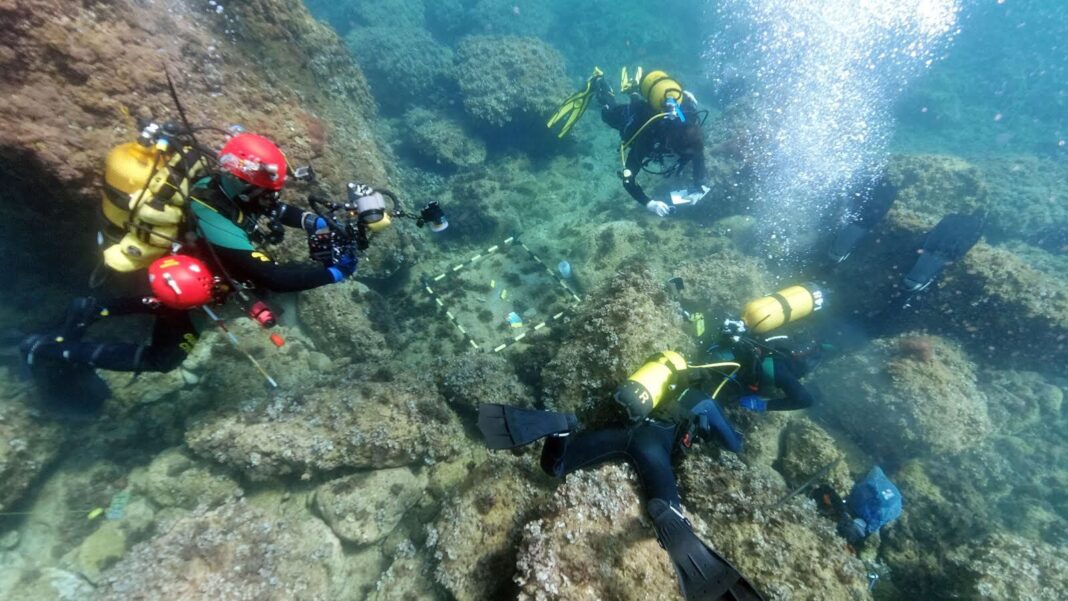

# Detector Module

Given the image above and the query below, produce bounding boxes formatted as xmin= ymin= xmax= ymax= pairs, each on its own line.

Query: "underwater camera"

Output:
xmin=417 ymin=201 xmax=448 ymax=232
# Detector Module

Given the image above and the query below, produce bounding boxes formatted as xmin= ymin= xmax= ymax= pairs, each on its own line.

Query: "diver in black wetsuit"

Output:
xmin=479 ymin=351 xmax=766 ymax=601
xmin=547 ymin=67 xmax=708 ymax=217
xmin=21 ymin=133 xmax=356 ymax=375
xmin=701 ymin=319 xmax=825 ymax=413
xmin=597 ymin=74 xmax=708 ymax=216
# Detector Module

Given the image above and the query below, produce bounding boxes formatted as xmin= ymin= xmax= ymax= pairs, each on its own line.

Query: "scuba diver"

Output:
xmin=479 ymin=351 xmax=764 ymax=601
xmin=548 ymin=67 xmax=709 ymax=217
xmin=689 ymin=284 xmax=830 ymax=413
xmin=17 ymin=127 xmax=357 ymax=414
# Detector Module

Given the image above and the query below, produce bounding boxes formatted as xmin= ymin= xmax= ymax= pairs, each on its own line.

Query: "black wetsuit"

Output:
xmin=29 ymin=178 xmax=335 ymax=372
xmin=705 ymin=338 xmax=821 ymax=411
xmin=601 ymin=95 xmax=707 ymax=206
xmin=539 ymin=389 xmax=736 ymax=508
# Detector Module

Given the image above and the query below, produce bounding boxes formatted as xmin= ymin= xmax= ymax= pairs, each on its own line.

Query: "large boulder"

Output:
xmin=185 ymin=377 xmax=468 ymax=480
xmin=127 ymin=447 xmax=241 ymax=511
xmin=429 ymin=456 xmax=549 ymax=601
xmin=454 ymin=35 xmax=569 ymax=130
xmin=815 ymin=333 xmax=992 ymax=460
xmin=297 ymin=279 xmax=395 ymax=363
xmin=312 ymin=467 xmax=428 ymax=546
xmin=404 ymin=108 xmax=487 ymax=171
xmin=345 ymin=27 xmax=455 ymax=112
xmin=541 ymin=265 xmax=690 ymax=422
xmin=947 ymin=533 xmax=1068 ymax=601
xmin=0 ymin=373 xmax=64 ymax=512
xmin=679 ymin=453 xmax=873 ymax=601
xmin=774 ymin=418 xmax=854 ymax=495
xmin=514 ymin=464 xmax=679 ymax=601
xmin=436 ymin=351 xmax=533 ymax=412
xmin=92 ymin=499 xmax=345 ymax=600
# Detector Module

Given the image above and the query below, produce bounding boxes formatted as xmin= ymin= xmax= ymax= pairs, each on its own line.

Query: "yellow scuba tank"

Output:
xmin=639 ymin=70 xmax=684 ymax=109
xmin=741 ymin=284 xmax=825 ymax=334
xmin=100 ymin=138 xmax=208 ymax=272
xmin=614 ymin=351 xmax=689 ymax=421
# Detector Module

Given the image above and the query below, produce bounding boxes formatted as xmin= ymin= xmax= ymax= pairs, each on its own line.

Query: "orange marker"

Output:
xmin=270 ymin=333 xmax=285 ymax=348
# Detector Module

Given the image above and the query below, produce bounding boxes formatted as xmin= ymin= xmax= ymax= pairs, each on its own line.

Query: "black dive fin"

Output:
xmin=26 ymin=352 xmax=109 ymax=418
xmin=649 ymin=498 xmax=765 ymax=601
xmin=478 ymin=404 xmax=576 ymax=450
xmin=829 ymin=222 xmax=868 ymax=263
xmin=903 ymin=213 xmax=983 ymax=291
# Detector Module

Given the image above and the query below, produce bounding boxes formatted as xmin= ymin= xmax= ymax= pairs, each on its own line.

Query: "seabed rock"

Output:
xmin=313 ymin=467 xmax=428 ymax=546
xmin=816 ymin=333 xmax=992 ymax=460
xmin=186 ymin=377 xmax=467 ymax=480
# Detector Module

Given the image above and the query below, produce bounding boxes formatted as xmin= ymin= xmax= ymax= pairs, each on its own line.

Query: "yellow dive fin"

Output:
xmin=547 ymin=67 xmax=606 ymax=138
xmin=620 ymin=66 xmax=643 ymax=94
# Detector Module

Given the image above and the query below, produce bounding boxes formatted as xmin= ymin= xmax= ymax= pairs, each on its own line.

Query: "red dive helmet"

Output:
xmin=148 ymin=255 xmax=216 ymax=310
xmin=218 ymin=133 xmax=288 ymax=191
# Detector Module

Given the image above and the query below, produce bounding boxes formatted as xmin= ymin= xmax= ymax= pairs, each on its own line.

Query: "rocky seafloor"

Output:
xmin=1 ymin=1 xmax=1066 ymax=600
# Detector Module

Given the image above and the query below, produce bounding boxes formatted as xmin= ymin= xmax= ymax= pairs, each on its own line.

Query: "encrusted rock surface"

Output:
xmin=816 ymin=333 xmax=992 ymax=459
xmin=404 ymin=108 xmax=488 ymax=171
xmin=297 ymin=279 xmax=395 ymax=363
xmin=313 ymin=467 xmax=428 ymax=546
xmin=92 ymin=499 xmax=344 ymax=601
xmin=437 ymin=351 xmax=533 ymax=412
xmin=541 ymin=265 xmax=691 ymax=422
xmin=680 ymin=453 xmax=873 ymax=601
xmin=185 ymin=377 xmax=467 ymax=480
xmin=0 ymin=373 xmax=64 ymax=512
xmin=429 ymin=456 xmax=548 ymax=601
xmin=947 ymin=533 xmax=1068 ymax=601
xmin=454 ymin=35 xmax=569 ymax=129
xmin=514 ymin=464 xmax=679 ymax=601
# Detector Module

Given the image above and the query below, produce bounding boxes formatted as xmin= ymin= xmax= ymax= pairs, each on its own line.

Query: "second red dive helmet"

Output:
xmin=147 ymin=255 xmax=216 ymax=310
xmin=218 ymin=133 xmax=288 ymax=191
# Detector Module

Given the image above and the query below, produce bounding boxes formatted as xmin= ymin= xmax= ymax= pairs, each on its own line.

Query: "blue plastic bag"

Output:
xmin=847 ymin=466 xmax=903 ymax=536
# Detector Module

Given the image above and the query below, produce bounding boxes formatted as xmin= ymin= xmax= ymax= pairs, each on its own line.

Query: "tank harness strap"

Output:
xmin=771 ymin=292 xmax=793 ymax=322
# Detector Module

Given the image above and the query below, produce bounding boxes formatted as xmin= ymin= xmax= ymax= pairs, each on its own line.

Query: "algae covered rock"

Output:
xmin=455 ymin=35 xmax=570 ymax=129
xmin=541 ymin=265 xmax=690 ymax=421
xmin=816 ymin=333 xmax=992 ymax=460
xmin=679 ymin=453 xmax=873 ymax=601
xmin=370 ymin=539 xmax=443 ymax=601
xmin=775 ymin=418 xmax=853 ymax=495
xmin=345 ymin=26 xmax=455 ymax=110
xmin=889 ymin=154 xmax=989 ymax=222
xmin=404 ymin=107 xmax=488 ymax=171
xmin=185 ymin=377 xmax=467 ymax=480
xmin=313 ymin=467 xmax=428 ymax=545
xmin=92 ymin=499 xmax=343 ymax=601
xmin=429 ymin=456 xmax=548 ymax=601
xmin=437 ymin=351 xmax=533 ymax=412
xmin=0 ymin=377 xmax=65 ymax=512
xmin=514 ymin=463 xmax=680 ymax=601
xmin=297 ymin=279 xmax=395 ymax=363
xmin=982 ymin=369 xmax=1064 ymax=434
xmin=127 ymin=447 xmax=241 ymax=511
xmin=947 ymin=533 xmax=1068 ymax=601
xmin=468 ymin=0 xmax=555 ymax=38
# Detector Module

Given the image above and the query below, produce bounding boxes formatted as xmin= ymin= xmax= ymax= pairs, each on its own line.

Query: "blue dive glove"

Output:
xmin=303 ymin=214 xmax=328 ymax=234
xmin=327 ymin=251 xmax=358 ymax=282
xmin=739 ymin=395 xmax=768 ymax=412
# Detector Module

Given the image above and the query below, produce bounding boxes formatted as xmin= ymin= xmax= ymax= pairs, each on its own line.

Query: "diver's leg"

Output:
xmin=626 ymin=421 xmax=683 ymax=507
xmin=767 ymin=358 xmax=815 ymax=411
xmin=600 ymin=103 xmax=630 ymax=132
xmin=540 ymin=427 xmax=631 ymax=477
xmin=24 ymin=309 xmax=195 ymax=373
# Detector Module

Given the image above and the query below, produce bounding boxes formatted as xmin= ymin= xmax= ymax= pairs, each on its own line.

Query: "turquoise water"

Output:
xmin=0 ymin=1 xmax=1065 ymax=600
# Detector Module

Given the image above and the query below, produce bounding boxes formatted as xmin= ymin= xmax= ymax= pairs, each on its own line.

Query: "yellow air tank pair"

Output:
xmin=100 ymin=140 xmax=207 ymax=272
